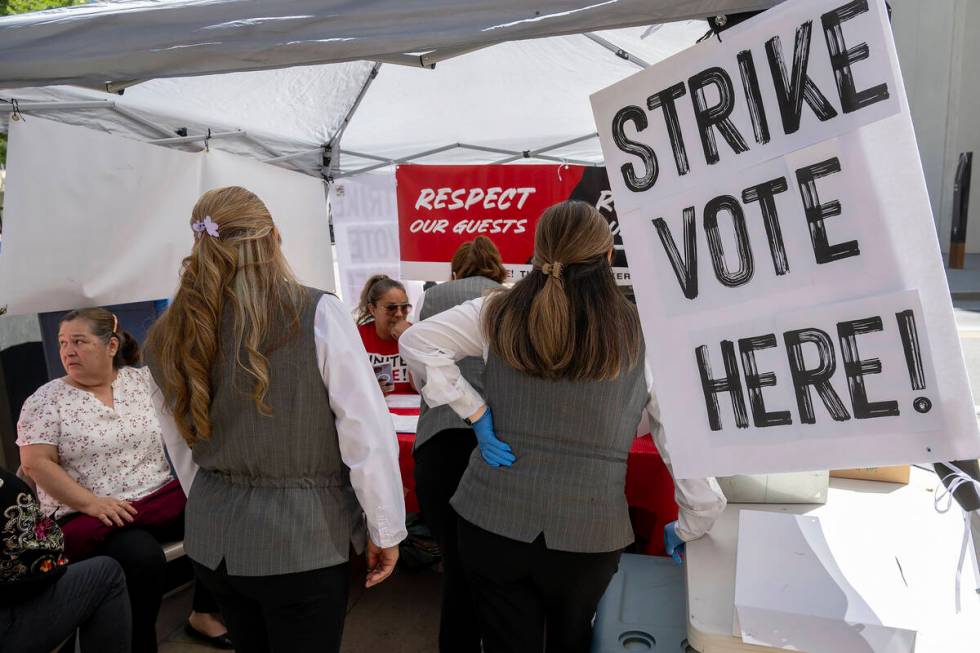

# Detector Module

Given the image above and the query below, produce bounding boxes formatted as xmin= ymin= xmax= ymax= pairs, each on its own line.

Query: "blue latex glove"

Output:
xmin=471 ymin=408 xmax=515 ymax=468
xmin=664 ymin=521 xmax=685 ymax=564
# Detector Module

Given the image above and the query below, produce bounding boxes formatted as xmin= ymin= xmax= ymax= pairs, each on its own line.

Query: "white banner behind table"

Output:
xmin=0 ymin=117 xmax=333 ymax=315
xmin=328 ymin=172 xmax=424 ymax=309
xmin=591 ymin=0 xmax=980 ymax=478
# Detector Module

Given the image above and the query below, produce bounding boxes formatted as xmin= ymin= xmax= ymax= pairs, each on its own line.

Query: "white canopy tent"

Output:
xmin=0 ymin=20 xmax=710 ymax=179
xmin=0 ymin=0 xmax=775 ymax=89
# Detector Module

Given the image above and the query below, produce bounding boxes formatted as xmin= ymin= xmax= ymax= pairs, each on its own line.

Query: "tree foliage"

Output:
xmin=1 ymin=0 xmax=84 ymax=15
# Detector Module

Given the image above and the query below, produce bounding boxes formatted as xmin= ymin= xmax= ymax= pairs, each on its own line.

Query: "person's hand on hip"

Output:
xmin=470 ymin=407 xmax=515 ymax=468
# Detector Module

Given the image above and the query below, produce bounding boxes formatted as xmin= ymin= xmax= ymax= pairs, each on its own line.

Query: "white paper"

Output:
xmin=590 ymin=0 xmax=980 ymax=477
xmin=0 ymin=117 xmax=334 ymax=314
xmin=386 ymin=393 xmax=422 ymax=409
xmin=390 ymin=412 xmax=419 ymax=434
xmin=734 ymin=510 xmax=917 ymax=652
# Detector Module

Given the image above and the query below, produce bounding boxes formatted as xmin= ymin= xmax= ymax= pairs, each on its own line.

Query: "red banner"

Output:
xmin=396 ymin=164 xmax=631 ymax=283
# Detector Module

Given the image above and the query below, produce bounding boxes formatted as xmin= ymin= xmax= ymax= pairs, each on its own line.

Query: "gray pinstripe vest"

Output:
xmin=148 ymin=287 xmax=365 ymax=576
xmin=450 ymin=344 xmax=647 ymax=553
xmin=415 ymin=276 xmax=502 ymax=452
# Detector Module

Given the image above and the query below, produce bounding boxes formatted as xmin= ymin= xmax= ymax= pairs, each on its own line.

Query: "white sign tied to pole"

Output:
xmin=591 ymin=0 xmax=980 ymax=478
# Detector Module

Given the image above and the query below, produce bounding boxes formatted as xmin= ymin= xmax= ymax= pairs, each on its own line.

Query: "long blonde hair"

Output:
xmin=483 ymin=200 xmax=642 ymax=381
xmin=145 ymin=186 xmax=306 ymax=446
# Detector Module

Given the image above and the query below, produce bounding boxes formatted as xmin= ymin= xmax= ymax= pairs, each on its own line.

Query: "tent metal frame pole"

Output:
xmin=331 ymin=143 xmax=460 ymax=178
xmin=237 ymin=133 xmax=288 ymax=160
xmin=324 ymin=62 xmax=383 ymax=179
xmin=148 ymin=130 xmax=244 ymax=145
xmin=492 ymin=132 xmax=599 ymax=164
xmin=263 ymin=146 xmax=324 ymax=165
xmin=338 ymin=148 xmax=393 ymax=164
xmin=0 ymin=100 xmax=113 ymax=112
xmin=333 ymin=135 xmax=603 ymax=178
xmin=110 ymin=104 xmax=174 ymax=138
xmin=583 ymin=32 xmax=650 ymax=68
xmin=1 ymin=98 xmax=312 ymax=170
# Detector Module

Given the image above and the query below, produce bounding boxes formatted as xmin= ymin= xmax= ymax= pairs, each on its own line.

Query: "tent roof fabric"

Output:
xmin=0 ymin=0 xmax=778 ymax=89
xmin=1 ymin=21 xmax=709 ymax=177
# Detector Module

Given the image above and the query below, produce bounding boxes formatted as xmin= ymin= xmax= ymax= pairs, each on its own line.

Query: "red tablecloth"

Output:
xmin=393 ymin=409 xmax=678 ymax=557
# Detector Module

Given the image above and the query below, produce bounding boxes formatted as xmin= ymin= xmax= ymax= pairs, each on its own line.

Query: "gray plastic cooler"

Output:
xmin=591 ymin=553 xmax=688 ymax=652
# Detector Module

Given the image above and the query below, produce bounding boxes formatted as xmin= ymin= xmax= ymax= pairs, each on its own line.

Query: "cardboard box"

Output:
xmin=830 ymin=465 xmax=910 ymax=484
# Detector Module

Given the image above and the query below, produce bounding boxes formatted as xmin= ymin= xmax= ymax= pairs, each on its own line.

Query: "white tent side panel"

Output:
xmin=0 ymin=117 xmax=334 ymax=315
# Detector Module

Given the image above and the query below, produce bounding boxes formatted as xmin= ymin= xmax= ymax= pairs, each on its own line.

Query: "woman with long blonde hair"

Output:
xmin=401 ymin=201 xmax=726 ymax=652
xmin=144 ymin=186 xmax=406 ymax=653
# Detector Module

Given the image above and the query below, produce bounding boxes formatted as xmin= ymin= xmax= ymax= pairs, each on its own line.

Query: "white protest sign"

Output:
xmin=591 ymin=0 xmax=980 ymax=478
xmin=328 ymin=173 xmax=424 ymax=309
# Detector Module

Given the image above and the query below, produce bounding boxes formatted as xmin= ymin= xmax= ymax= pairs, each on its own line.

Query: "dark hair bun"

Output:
xmin=115 ymin=331 xmax=142 ymax=368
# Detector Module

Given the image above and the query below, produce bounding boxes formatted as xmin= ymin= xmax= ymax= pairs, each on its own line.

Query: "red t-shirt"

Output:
xmin=358 ymin=322 xmax=416 ymax=395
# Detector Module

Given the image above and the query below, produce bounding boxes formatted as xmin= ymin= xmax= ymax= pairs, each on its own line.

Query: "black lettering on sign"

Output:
xmin=895 ymin=310 xmax=926 ymax=390
xmin=612 ymin=105 xmax=658 ymax=192
xmin=784 ymin=328 xmax=851 ymax=423
xmin=837 ymin=317 xmax=900 ymax=419
xmin=795 ymin=157 xmax=861 ymax=264
xmin=652 ymin=207 xmax=698 ymax=300
xmin=739 ymin=334 xmax=793 ymax=427
xmin=766 ymin=20 xmax=839 ymax=134
xmin=688 ymin=67 xmax=750 ymax=165
xmin=696 ymin=340 xmax=749 ymax=431
xmin=742 ymin=176 xmax=791 ymax=275
xmin=647 ymin=82 xmax=691 ymax=176
xmin=704 ymin=195 xmax=754 ymax=287
xmin=821 ymin=0 xmax=890 ymax=113
xmin=737 ymin=50 xmax=771 ymax=145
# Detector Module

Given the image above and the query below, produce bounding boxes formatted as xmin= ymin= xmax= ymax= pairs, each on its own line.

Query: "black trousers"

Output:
xmin=192 ymin=559 xmax=350 ymax=653
xmin=413 ymin=428 xmax=481 ymax=653
xmin=457 ymin=518 xmax=622 ymax=653
xmin=84 ymin=519 xmax=220 ymax=653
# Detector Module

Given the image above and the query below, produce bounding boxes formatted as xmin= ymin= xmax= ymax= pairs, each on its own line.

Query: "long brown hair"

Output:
xmin=483 ymin=200 xmax=641 ymax=381
xmin=451 ymin=236 xmax=507 ymax=282
xmin=60 ymin=307 xmax=141 ymax=369
xmin=145 ymin=186 xmax=306 ymax=446
xmin=355 ymin=274 xmax=405 ymax=325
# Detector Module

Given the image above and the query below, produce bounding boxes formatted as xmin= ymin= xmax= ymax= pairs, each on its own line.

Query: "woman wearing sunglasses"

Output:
xmin=355 ymin=275 xmax=415 ymax=395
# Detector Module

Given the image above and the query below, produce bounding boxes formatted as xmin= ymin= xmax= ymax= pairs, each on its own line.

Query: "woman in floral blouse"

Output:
xmin=0 ymin=465 xmax=130 ymax=653
xmin=17 ymin=308 xmax=229 ymax=653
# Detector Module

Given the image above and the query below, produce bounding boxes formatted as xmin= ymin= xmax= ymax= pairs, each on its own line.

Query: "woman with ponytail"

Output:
xmin=412 ymin=236 xmax=507 ymax=653
xmin=401 ymin=201 xmax=726 ymax=652
xmin=142 ymin=186 xmax=405 ymax=653
xmin=17 ymin=307 xmax=228 ymax=652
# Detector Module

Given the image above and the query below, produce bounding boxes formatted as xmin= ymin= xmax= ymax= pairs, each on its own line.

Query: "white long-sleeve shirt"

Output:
xmin=149 ymin=293 xmax=407 ymax=549
xmin=399 ymin=296 xmax=727 ymax=542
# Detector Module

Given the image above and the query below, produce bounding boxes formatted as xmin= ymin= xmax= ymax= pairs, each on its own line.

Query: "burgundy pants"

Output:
xmin=59 ymin=479 xmax=186 ymax=561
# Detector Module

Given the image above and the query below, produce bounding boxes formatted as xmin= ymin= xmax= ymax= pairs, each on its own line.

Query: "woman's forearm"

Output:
xmin=24 ymin=458 xmax=98 ymax=513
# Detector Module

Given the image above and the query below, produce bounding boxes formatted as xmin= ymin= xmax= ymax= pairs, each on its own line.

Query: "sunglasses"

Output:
xmin=382 ymin=303 xmax=412 ymax=314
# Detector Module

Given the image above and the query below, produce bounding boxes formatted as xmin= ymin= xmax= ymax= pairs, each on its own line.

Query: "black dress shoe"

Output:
xmin=184 ymin=622 xmax=235 ymax=650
